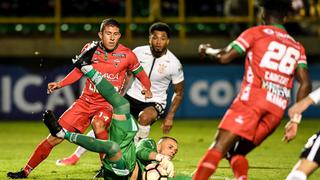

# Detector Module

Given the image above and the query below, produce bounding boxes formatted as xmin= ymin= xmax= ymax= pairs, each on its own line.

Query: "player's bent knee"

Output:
xmin=286 ymin=170 xmax=307 ymax=180
xmin=139 ymin=112 xmax=156 ymax=125
xmin=91 ymin=119 xmax=106 ymax=131
xmin=139 ymin=115 xmax=153 ymax=125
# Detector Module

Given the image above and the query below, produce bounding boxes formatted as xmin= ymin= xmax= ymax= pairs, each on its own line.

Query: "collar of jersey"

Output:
xmin=98 ymin=41 xmax=118 ymax=52
xmin=272 ymin=24 xmax=286 ymax=31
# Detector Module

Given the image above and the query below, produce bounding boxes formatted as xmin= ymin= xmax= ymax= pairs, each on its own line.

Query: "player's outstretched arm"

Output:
xmin=288 ymin=97 xmax=314 ymax=119
xmin=47 ymin=82 xmax=61 ymax=94
xmin=162 ymin=81 xmax=184 ymax=134
xmin=283 ymin=88 xmax=320 ymax=143
xmin=47 ymin=69 xmax=83 ymax=94
xmin=198 ymin=43 xmax=240 ymax=64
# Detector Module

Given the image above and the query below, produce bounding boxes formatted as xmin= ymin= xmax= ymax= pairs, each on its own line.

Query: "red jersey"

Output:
xmin=231 ymin=24 xmax=307 ymax=117
xmin=59 ymin=42 xmax=151 ymax=107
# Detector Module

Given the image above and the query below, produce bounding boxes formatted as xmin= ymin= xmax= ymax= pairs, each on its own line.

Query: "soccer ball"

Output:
xmin=143 ymin=163 xmax=168 ymax=180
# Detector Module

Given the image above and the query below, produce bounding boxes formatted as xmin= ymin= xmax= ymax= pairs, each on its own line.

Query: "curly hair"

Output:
xmin=149 ymin=22 xmax=171 ymax=38
xmin=258 ymin=0 xmax=292 ymax=17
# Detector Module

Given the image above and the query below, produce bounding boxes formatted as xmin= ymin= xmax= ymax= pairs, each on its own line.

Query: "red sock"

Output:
xmin=193 ymin=148 xmax=223 ymax=180
xmin=95 ymin=131 xmax=108 ymax=161
xmin=23 ymin=139 xmax=54 ymax=176
xmin=230 ymin=155 xmax=248 ymax=180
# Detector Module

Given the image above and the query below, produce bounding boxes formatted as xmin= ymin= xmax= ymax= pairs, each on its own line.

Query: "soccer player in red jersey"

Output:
xmin=194 ymin=0 xmax=311 ymax=179
xmin=48 ymin=19 xmax=152 ymax=164
xmin=7 ymin=18 xmax=152 ymax=179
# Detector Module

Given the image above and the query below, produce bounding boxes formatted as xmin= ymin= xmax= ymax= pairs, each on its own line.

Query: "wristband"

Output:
xmin=290 ymin=114 xmax=302 ymax=124
xmin=205 ymin=48 xmax=220 ymax=56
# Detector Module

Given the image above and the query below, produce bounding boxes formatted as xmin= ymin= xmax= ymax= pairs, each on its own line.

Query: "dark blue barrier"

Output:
xmin=174 ymin=65 xmax=320 ymax=118
xmin=0 ymin=65 xmax=81 ymax=120
xmin=1 ymin=64 xmax=320 ymax=120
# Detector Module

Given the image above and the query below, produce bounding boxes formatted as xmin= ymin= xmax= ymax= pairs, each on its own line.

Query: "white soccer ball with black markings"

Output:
xmin=143 ymin=163 xmax=168 ymax=180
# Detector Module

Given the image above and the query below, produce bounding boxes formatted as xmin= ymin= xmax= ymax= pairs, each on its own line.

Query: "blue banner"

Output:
xmin=0 ymin=65 xmax=83 ymax=120
xmin=1 ymin=64 xmax=320 ymax=120
xmin=174 ymin=65 xmax=320 ymax=118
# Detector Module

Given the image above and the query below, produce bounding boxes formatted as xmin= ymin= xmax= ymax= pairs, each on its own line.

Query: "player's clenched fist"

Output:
xmin=198 ymin=43 xmax=211 ymax=58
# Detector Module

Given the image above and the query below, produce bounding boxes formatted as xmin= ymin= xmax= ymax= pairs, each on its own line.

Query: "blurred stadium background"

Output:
xmin=1 ymin=0 xmax=320 ymax=120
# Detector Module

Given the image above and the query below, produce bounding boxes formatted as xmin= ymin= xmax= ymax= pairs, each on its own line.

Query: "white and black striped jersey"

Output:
xmin=126 ymin=45 xmax=184 ymax=109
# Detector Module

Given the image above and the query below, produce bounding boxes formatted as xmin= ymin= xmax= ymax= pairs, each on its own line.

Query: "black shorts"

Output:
xmin=124 ymin=94 xmax=164 ymax=120
xmin=300 ymin=131 xmax=320 ymax=165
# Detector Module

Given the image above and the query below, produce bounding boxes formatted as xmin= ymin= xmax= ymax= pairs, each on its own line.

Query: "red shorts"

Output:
xmin=58 ymin=98 xmax=112 ymax=133
xmin=219 ymin=99 xmax=282 ymax=145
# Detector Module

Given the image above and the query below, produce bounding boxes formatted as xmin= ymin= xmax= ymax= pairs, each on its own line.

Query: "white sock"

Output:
xmin=73 ymin=130 xmax=96 ymax=157
xmin=286 ymin=170 xmax=307 ymax=180
xmin=56 ymin=129 xmax=66 ymax=139
xmin=81 ymin=65 xmax=93 ymax=74
xmin=134 ymin=125 xmax=151 ymax=144
xmin=237 ymin=175 xmax=247 ymax=180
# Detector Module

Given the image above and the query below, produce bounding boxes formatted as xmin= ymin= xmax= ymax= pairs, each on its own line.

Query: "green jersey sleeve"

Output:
xmin=136 ymin=138 xmax=157 ymax=160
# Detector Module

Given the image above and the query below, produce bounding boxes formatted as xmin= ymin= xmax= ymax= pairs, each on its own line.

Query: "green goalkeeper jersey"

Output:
xmin=136 ymin=138 xmax=157 ymax=172
xmin=102 ymin=114 xmax=138 ymax=177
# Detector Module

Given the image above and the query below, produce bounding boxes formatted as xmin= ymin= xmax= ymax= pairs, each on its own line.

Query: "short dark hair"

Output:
xmin=100 ymin=18 xmax=120 ymax=32
xmin=158 ymin=136 xmax=178 ymax=144
xmin=258 ymin=0 xmax=292 ymax=17
xmin=149 ymin=22 xmax=171 ymax=38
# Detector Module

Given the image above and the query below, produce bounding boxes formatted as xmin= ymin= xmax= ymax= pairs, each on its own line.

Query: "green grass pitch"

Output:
xmin=0 ymin=119 xmax=319 ymax=179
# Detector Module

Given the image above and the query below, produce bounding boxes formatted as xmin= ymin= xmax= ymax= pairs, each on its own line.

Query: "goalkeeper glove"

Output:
xmin=160 ymin=158 xmax=175 ymax=178
xmin=155 ymin=154 xmax=171 ymax=162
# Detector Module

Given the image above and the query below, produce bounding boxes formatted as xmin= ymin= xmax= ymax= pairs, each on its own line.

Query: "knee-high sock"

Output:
xmin=23 ymin=139 xmax=54 ymax=176
xmin=193 ymin=148 xmax=223 ymax=180
xmin=81 ymin=66 xmax=129 ymax=114
xmin=65 ymin=132 xmax=119 ymax=158
xmin=230 ymin=155 xmax=248 ymax=180
xmin=95 ymin=131 xmax=108 ymax=161
xmin=73 ymin=130 xmax=95 ymax=158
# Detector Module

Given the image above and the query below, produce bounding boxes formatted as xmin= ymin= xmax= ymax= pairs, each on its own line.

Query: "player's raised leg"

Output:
xmin=56 ymin=130 xmax=95 ymax=166
xmin=43 ymin=110 xmax=130 ymax=177
xmin=72 ymin=41 xmax=138 ymax=178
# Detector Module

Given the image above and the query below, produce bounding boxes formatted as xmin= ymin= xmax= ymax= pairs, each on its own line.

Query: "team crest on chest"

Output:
xmin=93 ymin=57 xmax=99 ymax=63
xmin=158 ymin=63 xmax=167 ymax=74
xmin=113 ymin=59 xmax=121 ymax=67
